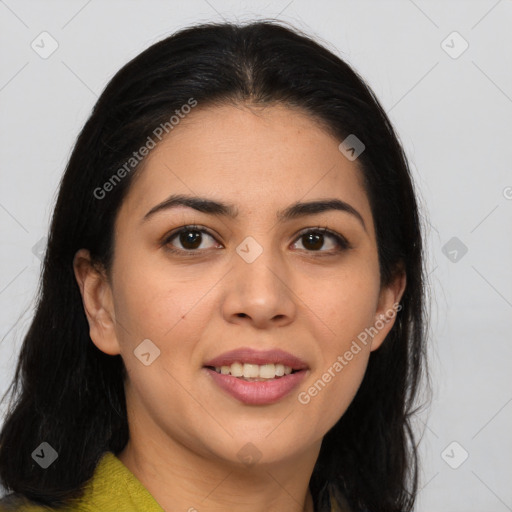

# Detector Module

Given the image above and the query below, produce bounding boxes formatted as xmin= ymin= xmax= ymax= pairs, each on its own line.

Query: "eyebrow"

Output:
xmin=142 ymin=194 xmax=366 ymax=230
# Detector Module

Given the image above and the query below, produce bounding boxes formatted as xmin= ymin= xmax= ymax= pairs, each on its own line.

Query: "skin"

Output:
xmin=74 ymin=103 xmax=405 ymax=512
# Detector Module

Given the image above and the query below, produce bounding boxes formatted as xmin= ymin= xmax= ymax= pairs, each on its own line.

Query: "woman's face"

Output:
xmin=77 ymin=103 xmax=404 ymax=467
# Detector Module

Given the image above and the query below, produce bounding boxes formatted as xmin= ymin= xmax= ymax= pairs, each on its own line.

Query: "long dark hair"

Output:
xmin=0 ymin=20 xmax=428 ymax=512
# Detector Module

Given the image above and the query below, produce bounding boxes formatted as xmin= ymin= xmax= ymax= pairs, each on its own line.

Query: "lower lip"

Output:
xmin=204 ymin=368 xmax=308 ymax=405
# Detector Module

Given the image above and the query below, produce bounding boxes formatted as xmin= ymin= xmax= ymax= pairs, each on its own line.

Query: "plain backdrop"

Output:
xmin=1 ymin=1 xmax=511 ymax=510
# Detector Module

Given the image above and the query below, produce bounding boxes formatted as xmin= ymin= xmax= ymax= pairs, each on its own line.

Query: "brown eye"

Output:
xmin=164 ymin=226 xmax=219 ymax=252
xmin=292 ymin=228 xmax=350 ymax=253
xmin=163 ymin=225 xmax=349 ymax=256
xmin=177 ymin=229 xmax=202 ymax=250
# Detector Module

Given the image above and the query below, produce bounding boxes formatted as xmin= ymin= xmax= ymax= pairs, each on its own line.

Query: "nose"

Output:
xmin=221 ymin=242 xmax=297 ymax=329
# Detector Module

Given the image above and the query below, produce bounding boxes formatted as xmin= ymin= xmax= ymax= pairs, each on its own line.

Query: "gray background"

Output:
xmin=1 ymin=1 xmax=511 ymax=510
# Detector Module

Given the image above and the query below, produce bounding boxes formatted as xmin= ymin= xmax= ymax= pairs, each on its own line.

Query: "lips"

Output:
xmin=204 ymin=368 xmax=308 ymax=405
xmin=203 ymin=347 xmax=309 ymax=370
xmin=203 ymin=347 xmax=309 ymax=405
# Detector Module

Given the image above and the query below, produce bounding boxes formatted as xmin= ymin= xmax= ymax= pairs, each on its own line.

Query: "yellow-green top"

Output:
xmin=0 ymin=451 xmax=164 ymax=512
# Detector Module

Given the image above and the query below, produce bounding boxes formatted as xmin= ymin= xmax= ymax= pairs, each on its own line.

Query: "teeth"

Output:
xmin=259 ymin=364 xmax=275 ymax=379
xmin=230 ymin=362 xmax=243 ymax=377
xmin=213 ymin=362 xmax=295 ymax=379
xmin=243 ymin=363 xmax=260 ymax=378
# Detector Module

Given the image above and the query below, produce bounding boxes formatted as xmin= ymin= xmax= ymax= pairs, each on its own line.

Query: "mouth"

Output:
xmin=204 ymin=363 xmax=301 ymax=381
xmin=202 ymin=347 xmax=309 ymax=405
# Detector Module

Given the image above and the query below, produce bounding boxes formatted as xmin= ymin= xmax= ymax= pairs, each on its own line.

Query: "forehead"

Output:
xmin=118 ymin=103 xmax=373 ymax=230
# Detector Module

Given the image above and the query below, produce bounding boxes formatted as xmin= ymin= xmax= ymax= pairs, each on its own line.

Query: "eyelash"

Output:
xmin=162 ymin=224 xmax=351 ymax=257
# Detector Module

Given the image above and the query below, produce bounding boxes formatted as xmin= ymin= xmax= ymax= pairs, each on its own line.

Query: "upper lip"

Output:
xmin=203 ymin=347 xmax=309 ymax=370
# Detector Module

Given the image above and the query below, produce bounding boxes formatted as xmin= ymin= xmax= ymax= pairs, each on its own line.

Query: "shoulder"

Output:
xmin=0 ymin=452 xmax=114 ymax=512
xmin=0 ymin=451 xmax=164 ymax=512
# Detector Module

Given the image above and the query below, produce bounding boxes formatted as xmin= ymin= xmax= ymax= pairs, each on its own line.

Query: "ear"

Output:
xmin=369 ymin=269 xmax=406 ymax=352
xmin=73 ymin=248 xmax=120 ymax=356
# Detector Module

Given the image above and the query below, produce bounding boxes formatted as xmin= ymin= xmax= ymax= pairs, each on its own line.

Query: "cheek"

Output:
xmin=296 ymin=263 xmax=379 ymax=428
xmin=111 ymin=248 xmax=210 ymax=341
xmin=295 ymin=337 xmax=372 ymax=444
xmin=312 ymin=261 xmax=381 ymax=345
xmin=297 ymin=332 xmax=372 ymax=438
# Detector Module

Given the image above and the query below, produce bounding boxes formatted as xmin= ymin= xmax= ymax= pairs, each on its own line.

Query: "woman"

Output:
xmin=0 ymin=20 xmax=428 ymax=512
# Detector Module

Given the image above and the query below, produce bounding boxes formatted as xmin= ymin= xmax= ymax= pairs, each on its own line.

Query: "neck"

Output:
xmin=117 ymin=435 xmax=320 ymax=512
